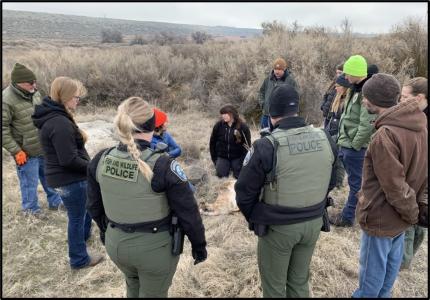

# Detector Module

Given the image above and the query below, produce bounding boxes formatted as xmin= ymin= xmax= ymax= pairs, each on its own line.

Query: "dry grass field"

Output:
xmin=2 ymin=109 xmax=428 ymax=298
xmin=2 ymin=13 xmax=428 ymax=297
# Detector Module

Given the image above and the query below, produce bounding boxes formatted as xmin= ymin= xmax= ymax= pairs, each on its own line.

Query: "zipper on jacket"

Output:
xmin=227 ymin=126 xmax=231 ymax=159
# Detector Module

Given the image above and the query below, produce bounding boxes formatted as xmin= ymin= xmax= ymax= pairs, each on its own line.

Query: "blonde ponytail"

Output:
xmin=113 ymin=97 xmax=154 ymax=182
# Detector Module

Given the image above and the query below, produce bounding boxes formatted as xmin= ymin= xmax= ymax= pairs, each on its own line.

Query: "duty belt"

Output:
xmin=108 ymin=216 xmax=171 ymax=234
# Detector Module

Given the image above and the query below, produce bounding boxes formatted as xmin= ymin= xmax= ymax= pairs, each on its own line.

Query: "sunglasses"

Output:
xmin=25 ymin=80 xmax=36 ymax=85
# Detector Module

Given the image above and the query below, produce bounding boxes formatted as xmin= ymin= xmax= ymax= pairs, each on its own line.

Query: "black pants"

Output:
xmin=216 ymin=157 xmax=243 ymax=179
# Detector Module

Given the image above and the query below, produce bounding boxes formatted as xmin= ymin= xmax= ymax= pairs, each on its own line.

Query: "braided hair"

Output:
xmin=113 ymin=97 xmax=154 ymax=182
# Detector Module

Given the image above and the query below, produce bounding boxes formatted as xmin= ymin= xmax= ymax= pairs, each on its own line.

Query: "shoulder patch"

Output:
xmin=243 ymin=146 xmax=254 ymax=167
xmin=170 ymin=160 xmax=187 ymax=182
xmin=352 ymin=92 xmax=359 ymax=103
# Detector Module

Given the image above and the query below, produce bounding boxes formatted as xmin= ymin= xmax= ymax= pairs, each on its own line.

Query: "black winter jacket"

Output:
xmin=324 ymin=95 xmax=347 ymax=138
xmin=86 ymin=140 xmax=207 ymax=254
xmin=32 ymin=96 xmax=90 ymax=188
xmin=209 ymin=120 xmax=251 ymax=164
xmin=321 ymin=85 xmax=336 ymax=120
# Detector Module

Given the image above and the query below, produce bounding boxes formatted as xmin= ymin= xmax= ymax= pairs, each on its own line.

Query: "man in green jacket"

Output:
xmin=2 ymin=63 xmax=62 ymax=216
xmin=329 ymin=55 xmax=376 ymax=227
xmin=259 ymin=57 xmax=298 ymax=129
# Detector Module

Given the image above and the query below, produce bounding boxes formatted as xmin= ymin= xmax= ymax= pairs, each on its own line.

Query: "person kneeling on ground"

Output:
xmin=209 ymin=104 xmax=251 ymax=179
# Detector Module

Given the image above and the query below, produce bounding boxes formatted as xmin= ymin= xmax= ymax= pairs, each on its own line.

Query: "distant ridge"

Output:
xmin=2 ymin=9 xmax=263 ymax=42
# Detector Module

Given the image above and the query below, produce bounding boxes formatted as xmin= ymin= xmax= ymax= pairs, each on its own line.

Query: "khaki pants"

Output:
xmin=257 ymin=217 xmax=322 ymax=298
xmin=105 ymin=225 xmax=180 ymax=298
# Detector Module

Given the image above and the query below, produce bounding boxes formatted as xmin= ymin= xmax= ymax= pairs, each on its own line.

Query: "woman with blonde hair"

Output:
xmin=321 ymin=63 xmax=344 ymax=127
xmin=32 ymin=76 xmax=103 ymax=269
xmin=324 ymin=73 xmax=351 ymax=188
xmin=86 ymin=96 xmax=207 ymax=298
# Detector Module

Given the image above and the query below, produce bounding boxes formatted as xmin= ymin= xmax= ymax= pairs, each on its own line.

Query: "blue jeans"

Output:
xmin=339 ymin=147 xmax=366 ymax=223
xmin=16 ymin=156 xmax=62 ymax=213
xmin=353 ymin=231 xmax=405 ymax=298
xmin=260 ymin=115 xmax=271 ymax=129
xmin=55 ymin=180 xmax=92 ymax=268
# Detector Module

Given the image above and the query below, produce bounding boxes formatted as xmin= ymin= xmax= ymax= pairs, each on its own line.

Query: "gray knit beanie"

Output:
xmin=362 ymin=73 xmax=401 ymax=108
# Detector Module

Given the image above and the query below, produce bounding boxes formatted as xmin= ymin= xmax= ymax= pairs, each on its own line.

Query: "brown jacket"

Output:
xmin=356 ymin=99 xmax=428 ymax=237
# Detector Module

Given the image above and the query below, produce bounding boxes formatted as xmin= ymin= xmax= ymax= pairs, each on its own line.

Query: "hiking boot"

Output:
xmin=49 ymin=202 xmax=66 ymax=212
xmin=400 ymin=262 xmax=411 ymax=271
xmin=335 ymin=183 xmax=344 ymax=190
xmin=87 ymin=254 xmax=104 ymax=267
xmin=24 ymin=210 xmax=48 ymax=220
xmin=72 ymin=253 xmax=104 ymax=270
xmin=329 ymin=213 xmax=353 ymax=227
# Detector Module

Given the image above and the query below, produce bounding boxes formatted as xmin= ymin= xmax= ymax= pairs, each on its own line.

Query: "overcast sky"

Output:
xmin=3 ymin=2 xmax=427 ymax=33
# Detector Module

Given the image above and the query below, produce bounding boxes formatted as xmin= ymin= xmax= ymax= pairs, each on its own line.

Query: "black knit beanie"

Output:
xmin=362 ymin=73 xmax=401 ymax=108
xmin=367 ymin=64 xmax=379 ymax=77
xmin=269 ymin=84 xmax=300 ymax=118
xmin=11 ymin=63 xmax=36 ymax=84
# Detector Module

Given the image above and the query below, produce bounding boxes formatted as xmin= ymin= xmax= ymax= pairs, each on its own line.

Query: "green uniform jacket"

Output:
xmin=337 ymin=89 xmax=375 ymax=151
xmin=2 ymin=84 xmax=43 ymax=156
xmin=259 ymin=70 xmax=298 ymax=116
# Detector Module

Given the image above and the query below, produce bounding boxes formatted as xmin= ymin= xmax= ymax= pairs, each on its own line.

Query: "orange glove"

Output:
xmin=15 ymin=150 xmax=28 ymax=166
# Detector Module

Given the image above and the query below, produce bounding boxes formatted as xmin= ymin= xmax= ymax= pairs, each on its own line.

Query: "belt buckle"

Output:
xmin=124 ymin=226 xmax=135 ymax=233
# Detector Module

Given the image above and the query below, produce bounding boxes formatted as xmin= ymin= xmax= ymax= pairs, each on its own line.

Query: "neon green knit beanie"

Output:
xmin=343 ymin=55 xmax=367 ymax=77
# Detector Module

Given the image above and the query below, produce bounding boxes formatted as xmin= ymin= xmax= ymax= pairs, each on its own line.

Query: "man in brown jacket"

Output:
xmin=352 ymin=73 xmax=428 ymax=298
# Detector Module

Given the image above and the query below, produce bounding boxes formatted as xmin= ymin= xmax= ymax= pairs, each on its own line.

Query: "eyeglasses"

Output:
xmin=25 ymin=80 xmax=36 ymax=86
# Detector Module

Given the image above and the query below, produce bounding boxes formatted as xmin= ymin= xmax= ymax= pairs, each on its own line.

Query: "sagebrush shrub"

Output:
xmin=3 ymin=18 xmax=427 ymax=125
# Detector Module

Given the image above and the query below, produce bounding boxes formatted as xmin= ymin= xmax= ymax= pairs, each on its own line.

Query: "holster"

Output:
xmin=321 ymin=209 xmax=331 ymax=232
xmin=321 ymin=196 xmax=334 ymax=232
xmin=250 ymin=222 xmax=269 ymax=237
xmin=171 ymin=215 xmax=184 ymax=256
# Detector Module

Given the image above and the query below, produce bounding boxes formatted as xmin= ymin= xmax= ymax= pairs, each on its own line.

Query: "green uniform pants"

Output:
xmin=257 ymin=217 xmax=323 ymax=298
xmin=105 ymin=225 xmax=180 ymax=298
xmin=402 ymin=225 xmax=426 ymax=269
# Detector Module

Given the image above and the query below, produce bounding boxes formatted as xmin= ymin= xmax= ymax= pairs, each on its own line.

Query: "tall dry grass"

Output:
xmin=2 ymin=17 xmax=427 ymax=125
xmin=2 ymin=109 xmax=428 ymax=298
xmin=2 ymin=17 xmax=428 ymax=297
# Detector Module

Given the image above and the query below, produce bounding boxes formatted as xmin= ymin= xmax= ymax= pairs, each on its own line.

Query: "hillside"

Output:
xmin=2 ymin=9 xmax=262 ymax=42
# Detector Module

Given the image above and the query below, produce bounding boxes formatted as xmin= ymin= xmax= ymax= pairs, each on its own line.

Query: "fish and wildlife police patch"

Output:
xmin=171 ymin=160 xmax=188 ymax=181
xmin=243 ymin=146 xmax=254 ymax=166
xmin=102 ymin=155 xmax=139 ymax=182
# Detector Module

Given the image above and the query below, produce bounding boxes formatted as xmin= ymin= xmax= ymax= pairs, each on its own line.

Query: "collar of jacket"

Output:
xmin=222 ymin=120 xmax=237 ymax=128
xmin=352 ymin=76 xmax=369 ymax=93
xmin=270 ymin=69 xmax=289 ymax=81
xmin=117 ymin=139 xmax=151 ymax=152
xmin=273 ymin=116 xmax=307 ymax=130
xmin=41 ymin=96 xmax=71 ymax=117
xmin=11 ymin=83 xmax=34 ymax=100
